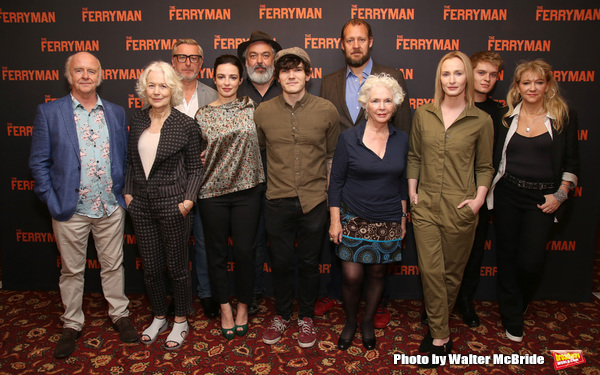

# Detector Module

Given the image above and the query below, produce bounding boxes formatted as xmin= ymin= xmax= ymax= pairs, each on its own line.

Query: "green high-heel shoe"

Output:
xmin=221 ymin=326 xmax=235 ymax=340
xmin=235 ymin=322 xmax=248 ymax=337
xmin=221 ymin=303 xmax=235 ymax=340
xmin=235 ymin=304 xmax=249 ymax=336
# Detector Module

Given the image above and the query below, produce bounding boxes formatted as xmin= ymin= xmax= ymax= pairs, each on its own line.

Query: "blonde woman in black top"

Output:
xmin=487 ymin=59 xmax=579 ymax=343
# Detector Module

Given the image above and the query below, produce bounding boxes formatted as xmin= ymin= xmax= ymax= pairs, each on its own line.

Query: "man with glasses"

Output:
xmin=171 ymin=39 xmax=219 ymax=320
xmin=236 ymin=31 xmax=283 ymax=316
xmin=171 ymin=39 xmax=218 ymax=118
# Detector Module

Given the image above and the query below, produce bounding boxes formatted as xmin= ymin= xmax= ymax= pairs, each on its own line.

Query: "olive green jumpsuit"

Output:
xmin=407 ymin=103 xmax=494 ymax=339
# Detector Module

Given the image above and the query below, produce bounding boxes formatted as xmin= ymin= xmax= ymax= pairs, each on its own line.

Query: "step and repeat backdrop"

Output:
xmin=1 ymin=0 xmax=598 ymax=301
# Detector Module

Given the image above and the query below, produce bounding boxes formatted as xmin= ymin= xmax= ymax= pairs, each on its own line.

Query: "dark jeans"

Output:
xmin=253 ymin=190 xmax=268 ymax=295
xmin=265 ymin=198 xmax=327 ymax=320
xmin=199 ymin=185 xmax=264 ymax=306
xmin=325 ymin=239 xmax=343 ymax=300
xmin=493 ymin=179 xmax=554 ymax=329
xmin=192 ymin=203 xmax=211 ymax=299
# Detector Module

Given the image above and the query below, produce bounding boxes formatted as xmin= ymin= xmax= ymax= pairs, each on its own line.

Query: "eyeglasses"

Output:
xmin=173 ymin=54 xmax=202 ymax=63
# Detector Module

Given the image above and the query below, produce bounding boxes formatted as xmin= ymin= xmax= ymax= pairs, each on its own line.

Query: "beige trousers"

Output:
xmin=52 ymin=207 xmax=129 ymax=330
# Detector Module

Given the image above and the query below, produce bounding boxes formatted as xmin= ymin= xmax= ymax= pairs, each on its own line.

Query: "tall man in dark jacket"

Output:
xmin=456 ymin=51 xmax=505 ymax=326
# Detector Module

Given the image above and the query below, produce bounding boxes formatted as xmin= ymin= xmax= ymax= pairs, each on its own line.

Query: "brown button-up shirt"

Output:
xmin=407 ymin=103 xmax=494 ymax=196
xmin=254 ymin=92 xmax=340 ymax=213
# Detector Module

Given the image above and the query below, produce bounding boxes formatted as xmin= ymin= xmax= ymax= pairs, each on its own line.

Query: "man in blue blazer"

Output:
xmin=29 ymin=52 xmax=138 ymax=359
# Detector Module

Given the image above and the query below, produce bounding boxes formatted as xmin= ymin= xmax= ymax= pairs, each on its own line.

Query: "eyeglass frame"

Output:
xmin=173 ymin=54 xmax=203 ymax=63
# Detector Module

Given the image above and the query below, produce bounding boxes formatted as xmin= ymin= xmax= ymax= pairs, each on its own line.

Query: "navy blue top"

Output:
xmin=328 ymin=121 xmax=409 ymax=222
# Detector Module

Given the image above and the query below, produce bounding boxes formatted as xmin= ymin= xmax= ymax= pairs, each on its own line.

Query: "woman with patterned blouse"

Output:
xmin=196 ymin=55 xmax=265 ymax=340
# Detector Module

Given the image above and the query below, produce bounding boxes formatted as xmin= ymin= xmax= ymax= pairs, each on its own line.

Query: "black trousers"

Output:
xmin=493 ymin=178 xmax=554 ymax=329
xmin=199 ymin=185 xmax=263 ymax=306
xmin=129 ymin=195 xmax=193 ymax=317
xmin=457 ymin=206 xmax=490 ymax=301
xmin=265 ymin=198 xmax=327 ymax=320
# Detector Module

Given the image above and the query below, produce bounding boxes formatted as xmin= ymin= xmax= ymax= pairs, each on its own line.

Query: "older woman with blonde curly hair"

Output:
xmin=328 ymin=73 xmax=408 ymax=351
xmin=124 ymin=61 xmax=202 ymax=351
xmin=487 ymin=59 xmax=578 ymax=343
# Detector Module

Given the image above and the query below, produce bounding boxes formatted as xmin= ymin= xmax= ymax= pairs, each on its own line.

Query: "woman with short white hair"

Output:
xmin=328 ymin=73 xmax=408 ymax=351
xmin=124 ymin=61 xmax=202 ymax=351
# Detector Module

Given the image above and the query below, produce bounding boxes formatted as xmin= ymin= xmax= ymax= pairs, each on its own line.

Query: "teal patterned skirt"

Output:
xmin=335 ymin=204 xmax=403 ymax=264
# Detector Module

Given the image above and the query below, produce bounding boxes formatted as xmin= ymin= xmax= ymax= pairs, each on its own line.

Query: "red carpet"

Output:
xmin=0 ymin=289 xmax=599 ymax=374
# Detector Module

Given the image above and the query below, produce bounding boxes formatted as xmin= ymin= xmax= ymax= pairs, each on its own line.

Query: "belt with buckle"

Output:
xmin=503 ymin=173 xmax=555 ymax=190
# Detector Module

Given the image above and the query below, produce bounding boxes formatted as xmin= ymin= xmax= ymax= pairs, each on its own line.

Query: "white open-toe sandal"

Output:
xmin=141 ymin=317 xmax=168 ymax=345
xmin=164 ymin=320 xmax=188 ymax=351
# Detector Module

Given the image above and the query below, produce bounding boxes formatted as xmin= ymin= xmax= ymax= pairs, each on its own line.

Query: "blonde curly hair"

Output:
xmin=503 ymin=59 xmax=568 ymax=132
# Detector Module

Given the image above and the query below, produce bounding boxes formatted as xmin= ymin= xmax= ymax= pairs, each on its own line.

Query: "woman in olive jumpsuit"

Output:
xmin=407 ymin=51 xmax=494 ymax=368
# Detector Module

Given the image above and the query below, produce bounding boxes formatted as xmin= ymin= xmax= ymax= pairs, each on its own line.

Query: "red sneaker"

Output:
xmin=297 ymin=317 xmax=317 ymax=348
xmin=262 ymin=315 xmax=290 ymax=345
xmin=314 ymin=297 xmax=339 ymax=316
xmin=373 ymin=304 xmax=391 ymax=329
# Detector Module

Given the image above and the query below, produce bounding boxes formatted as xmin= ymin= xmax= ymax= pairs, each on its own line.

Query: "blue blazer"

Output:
xmin=29 ymin=94 xmax=128 ymax=221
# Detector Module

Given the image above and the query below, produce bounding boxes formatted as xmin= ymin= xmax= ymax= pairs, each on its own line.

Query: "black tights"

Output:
xmin=340 ymin=261 xmax=387 ymax=340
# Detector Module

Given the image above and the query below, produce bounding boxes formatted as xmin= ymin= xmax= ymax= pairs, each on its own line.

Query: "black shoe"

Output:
xmin=505 ymin=325 xmax=524 ymax=342
xmin=200 ymin=297 xmax=219 ymax=319
xmin=248 ymin=293 xmax=262 ymax=316
xmin=420 ymin=309 xmax=428 ymax=325
xmin=418 ymin=329 xmax=433 ymax=353
xmin=54 ymin=328 xmax=81 ymax=358
xmin=337 ymin=322 xmax=357 ymax=351
xmin=457 ymin=298 xmax=480 ymax=327
xmin=361 ymin=321 xmax=376 ymax=350
xmin=419 ymin=337 xmax=453 ymax=369
xmin=362 ymin=336 xmax=376 ymax=350
xmin=114 ymin=317 xmax=139 ymax=343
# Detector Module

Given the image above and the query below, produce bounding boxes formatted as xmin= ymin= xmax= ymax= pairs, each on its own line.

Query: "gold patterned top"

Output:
xmin=196 ymin=97 xmax=265 ymax=199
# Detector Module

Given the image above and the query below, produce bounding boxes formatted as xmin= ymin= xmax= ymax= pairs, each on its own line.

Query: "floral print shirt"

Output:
xmin=72 ymin=95 xmax=119 ymax=218
xmin=196 ymin=97 xmax=265 ymax=199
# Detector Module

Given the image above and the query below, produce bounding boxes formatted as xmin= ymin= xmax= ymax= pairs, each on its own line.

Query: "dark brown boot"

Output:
xmin=54 ymin=328 xmax=81 ymax=358
xmin=114 ymin=317 xmax=139 ymax=343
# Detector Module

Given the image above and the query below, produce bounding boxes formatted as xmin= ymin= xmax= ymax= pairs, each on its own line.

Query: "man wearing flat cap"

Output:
xmin=254 ymin=47 xmax=340 ymax=348
xmin=237 ymin=30 xmax=283 ymax=316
